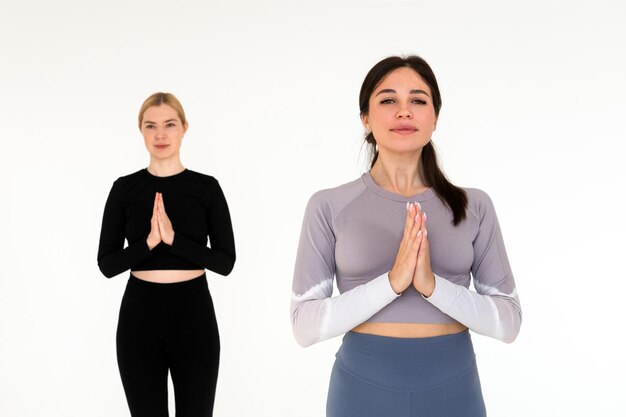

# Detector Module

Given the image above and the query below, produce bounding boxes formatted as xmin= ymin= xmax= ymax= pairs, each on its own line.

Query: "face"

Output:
xmin=140 ymin=104 xmax=188 ymax=161
xmin=362 ymin=67 xmax=437 ymax=158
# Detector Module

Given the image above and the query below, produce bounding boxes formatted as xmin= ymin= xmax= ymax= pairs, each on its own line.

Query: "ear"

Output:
xmin=433 ymin=117 xmax=438 ymax=132
xmin=182 ymin=122 xmax=189 ymax=135
xmin=360 ymin=114 xmax=370 ymax=131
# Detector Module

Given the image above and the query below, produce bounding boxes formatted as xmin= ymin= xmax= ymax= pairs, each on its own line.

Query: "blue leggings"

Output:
xmin=327 ymin=331 xmax=486 ymax=417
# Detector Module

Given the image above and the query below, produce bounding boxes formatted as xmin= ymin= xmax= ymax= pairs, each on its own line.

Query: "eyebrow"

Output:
xmin=375 ymin=88 xmax=430 ymax=97
xmin=143 ymin=119 xmax=178 ymax=125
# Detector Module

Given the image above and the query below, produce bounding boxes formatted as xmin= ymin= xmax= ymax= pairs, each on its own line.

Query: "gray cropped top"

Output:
xmin=291 ymin=172 xmax=521 ymax=346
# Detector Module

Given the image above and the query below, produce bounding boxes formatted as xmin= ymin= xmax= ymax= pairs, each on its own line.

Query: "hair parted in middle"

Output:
xmin=138 ymin=92 xmax=188 ymax=129
xmin=359 ymin=55 xmax=467 ymax=225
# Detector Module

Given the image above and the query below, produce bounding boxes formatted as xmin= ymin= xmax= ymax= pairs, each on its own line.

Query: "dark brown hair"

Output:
xmin=359 ymin=55 xmax=467 ymax=225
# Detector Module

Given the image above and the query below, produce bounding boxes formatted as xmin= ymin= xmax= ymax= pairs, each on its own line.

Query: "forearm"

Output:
xmin=97 ymin=240 xmax=152 ymax=278
xmin=169 ymin=232 xmax=235 ymax=275
xmin=424 ymin=275 xmax=522 ymax=343
xmin=291 ymin=274 xmax=399 ymax=347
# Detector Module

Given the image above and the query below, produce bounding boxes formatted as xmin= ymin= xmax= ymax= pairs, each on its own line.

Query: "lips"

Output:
xmin=390 ymin=125 xmax=418 ymax=134
xmin=154 ymin=144 xmax=169 ymax=149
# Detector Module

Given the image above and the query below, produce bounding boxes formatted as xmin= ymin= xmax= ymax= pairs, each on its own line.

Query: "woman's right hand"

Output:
xmin=388 ymin=202 xmax=424 ymax=294
xmin=146 ymin=193 xmax=161 ymax=250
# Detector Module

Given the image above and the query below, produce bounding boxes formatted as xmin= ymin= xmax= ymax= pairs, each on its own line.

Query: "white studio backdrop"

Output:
xmin=1 ymin=1 xmax=625 ymax=416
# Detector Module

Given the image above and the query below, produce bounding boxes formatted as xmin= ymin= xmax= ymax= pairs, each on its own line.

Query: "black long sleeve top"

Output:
xmin=97 ymin=168 xmax=236 ymax=278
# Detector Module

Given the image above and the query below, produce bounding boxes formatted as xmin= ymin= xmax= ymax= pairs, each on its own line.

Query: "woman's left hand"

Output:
xmin=412 ymin=212 xmax=436 ymax=297
xmin=156 ymin=192 xmax=175 ymax=245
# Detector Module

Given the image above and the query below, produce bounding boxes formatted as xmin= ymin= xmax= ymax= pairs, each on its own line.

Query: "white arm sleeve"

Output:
xmin=291 ymin=274 xmax=399 ymax=347
xmin=425 ymin=274 xmax=521 ymax=343
xmin=290 ymin=191 xmax=399 ymax=347
xmin=424 ymin=190 xmax=521 ymax=343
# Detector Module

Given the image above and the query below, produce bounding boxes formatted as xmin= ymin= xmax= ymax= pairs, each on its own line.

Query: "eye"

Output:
xmin=380 ymin=98 xmax=395 ymax=104
xmin=145 ymin=124 xmax=155 ymax=129
xmin=166 ymin=122 xmax=177 ymax=128
xmin=412 ymin=98 xmax=427 ymax=105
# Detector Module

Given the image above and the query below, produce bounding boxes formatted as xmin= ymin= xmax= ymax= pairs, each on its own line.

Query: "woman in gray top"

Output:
xmin=291 ymin=56 xmax=521 ymax=417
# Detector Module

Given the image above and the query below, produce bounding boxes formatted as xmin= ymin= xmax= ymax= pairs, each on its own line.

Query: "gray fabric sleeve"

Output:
xmin=290 ymin=192 xmax=399 ymax=347
xmin=425 ymin=190 xmax=521 ymax=343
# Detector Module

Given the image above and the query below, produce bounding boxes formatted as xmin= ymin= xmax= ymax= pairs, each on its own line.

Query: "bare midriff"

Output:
xmin=352 ymin=322 xmax=467 ymax=338
xmin=131 ymin=269 xmax=205 ymax=284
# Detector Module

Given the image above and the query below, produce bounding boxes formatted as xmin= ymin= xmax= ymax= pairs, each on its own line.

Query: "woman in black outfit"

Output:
xmin=97 ymin=92 xmax=236 ymax=417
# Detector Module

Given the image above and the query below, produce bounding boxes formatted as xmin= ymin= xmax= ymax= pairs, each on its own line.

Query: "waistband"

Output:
xmin=335 ymin=330 xmax=476 ymax=392
xmin=127 ymin=272 xmax=208 ymax=293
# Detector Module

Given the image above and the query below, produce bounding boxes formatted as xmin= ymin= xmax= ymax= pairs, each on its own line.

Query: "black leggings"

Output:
xmin=117 ymin=273 xmax=219 ymax=417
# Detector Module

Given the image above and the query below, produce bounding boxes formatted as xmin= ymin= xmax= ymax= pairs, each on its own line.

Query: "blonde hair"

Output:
xmin=138 ymin=92 xmax=187 ymax=129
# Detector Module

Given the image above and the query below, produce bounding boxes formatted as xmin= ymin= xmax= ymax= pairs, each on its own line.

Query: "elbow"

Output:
xmin=292 ymin=329 xmax=316 ymax=348
xmin=290 ymin=312 xmax=318 ymax=348
xmin=98 ymin=263 xmax=117 ymax=279
xmin=217 ymin=265 xmax=234 ymax=276
xmin=492 ymin=296 xmax=522 ymax=343
xmin=215 ymin=253 xmax=236 ymax=276
xmin=499 ymin=316 xmax=522 ymax=344
xmin=500 ymin=328 xmax=520 ymax=344
xmin=97 ymin=253 xmax=121 ymax=278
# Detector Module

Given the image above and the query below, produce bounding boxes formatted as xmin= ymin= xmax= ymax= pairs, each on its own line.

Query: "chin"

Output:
xmin=381 ymin=143 xmax=424 ymax=155
xmin=150 ymin=152 xmax=176 ymax=161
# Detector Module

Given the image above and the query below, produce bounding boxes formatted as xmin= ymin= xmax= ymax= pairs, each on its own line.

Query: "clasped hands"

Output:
xmin=388 ymin=202 xmax=435 ymax=297
xmin=146 ymin=192 xmax=175 ymax=250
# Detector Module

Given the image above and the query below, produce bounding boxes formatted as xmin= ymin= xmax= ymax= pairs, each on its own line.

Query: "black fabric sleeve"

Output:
xmin=97 ymin=179 xmax=152 ymax=278
xmin=169 ymin=178 xmax=236 ymax=275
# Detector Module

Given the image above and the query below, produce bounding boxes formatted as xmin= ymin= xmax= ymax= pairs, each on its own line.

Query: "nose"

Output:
xmin=155 ymin=126 xmax=166 ymax=139
xmin=396 ymin=104 xmax=412 ymax=119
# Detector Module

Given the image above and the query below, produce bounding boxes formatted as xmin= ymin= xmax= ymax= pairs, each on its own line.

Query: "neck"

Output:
xmin=370 ymin=149 xmax=427 ymax=196
xmin=147 ymin=157 xmax=185 ymax=177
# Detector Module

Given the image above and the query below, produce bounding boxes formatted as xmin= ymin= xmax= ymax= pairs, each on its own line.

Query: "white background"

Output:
xmin=1 ymin=1 xmax=625 ymax=416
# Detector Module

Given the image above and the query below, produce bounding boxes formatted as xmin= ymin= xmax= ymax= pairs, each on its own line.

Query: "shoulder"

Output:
xmin=103 ymin=169 xmax=145 ymax=205
xmin=186 ymin=169 xmax=216 ymax=182
xmin=309 ymin=176 xmax=366 ymax=206
xmin=108 ymin=168 xmax=145 ymax=191
xmin=166 ymin=169 xmax=220 ymax=194
xmin=184 ymin=170 xmax=228 ymax=204
xmin=185 ymin=169 xmax=219 ymax=187
xmin=115 ymin=168 xmax=145 ymax=183
xmin=306 ymin=177 xmax=367 ymax=220
xmin=461 ymin=187 xmax=498 ymax=221
xmin=463 ymin=187 xmax=493 ymax=205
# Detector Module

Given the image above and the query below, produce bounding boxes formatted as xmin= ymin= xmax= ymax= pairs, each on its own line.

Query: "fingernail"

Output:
xmin=406 ymin=202 xmax=409 ymax=210
xmin=417 ymin=202 xmax=421 ymax=210
xmin=423 ymin=211 xmax=427 ymax=221
xmin=425 ymin=230 xmax=428 ymax=237
xmin=417 ymin=230 xmax=422 ymax=237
